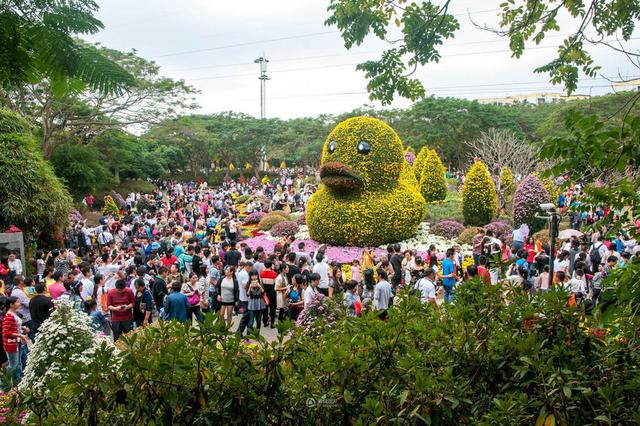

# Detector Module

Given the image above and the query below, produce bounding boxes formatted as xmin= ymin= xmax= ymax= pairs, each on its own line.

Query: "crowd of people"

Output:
xmin=1 ymin=170 xmax=639 ymax=385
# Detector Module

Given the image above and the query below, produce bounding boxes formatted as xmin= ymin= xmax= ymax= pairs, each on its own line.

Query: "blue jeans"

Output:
xmin=248 ymin=310 xmax=263 ymax=331
xmin=6 ymin=343 xmax=23 ymax=384
xmin=444 ymin=285 xmax=455 ymax=304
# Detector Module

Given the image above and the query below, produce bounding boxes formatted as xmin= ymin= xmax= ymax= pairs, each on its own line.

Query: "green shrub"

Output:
xmin=265 ymin=210 xmax=292 ymax=220
xmin=258 ymin=214 xmax=287 ymax=231
xmin=0 ymin=109 xmax=72 ymax=236
xmin=461 ymin=160 xmax=497 ymax=226
xmin=15 ymin=269 xmax=640 ymax=425
xmin=499 ymin=166 xmax=515 ymax=202
xmin=419 ymin=149 xmax=447 ymax=202
xmin=457 ymin=226 xmax=484 ymax=245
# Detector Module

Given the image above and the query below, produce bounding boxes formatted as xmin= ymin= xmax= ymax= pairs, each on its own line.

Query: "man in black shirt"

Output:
xmin=151 ymin=267 xmax=169 ymax=312
xmin=29 ymin=282 xmax=54 ymax=339
xmin=390 ymin=244 xmax=403 ymax=288
xmin=286 ymin=252 xmax=301 ymax=283
xmin=225 ymin=241 xmax=241 ymax=267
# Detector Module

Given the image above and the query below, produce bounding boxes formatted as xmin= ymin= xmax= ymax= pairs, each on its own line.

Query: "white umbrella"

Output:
xmin=558 ymin=229 xmax=583 ymax=240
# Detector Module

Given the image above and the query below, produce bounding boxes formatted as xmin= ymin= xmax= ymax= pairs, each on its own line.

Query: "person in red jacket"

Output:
xmin=107 ymin=279 xmax=134 ymax=341
xmin=3 ymin=296 xmax=29 ymax=383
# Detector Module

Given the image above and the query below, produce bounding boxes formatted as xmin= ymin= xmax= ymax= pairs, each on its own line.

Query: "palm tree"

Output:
xmin=0 ymin=0 xmax=135 ymax=96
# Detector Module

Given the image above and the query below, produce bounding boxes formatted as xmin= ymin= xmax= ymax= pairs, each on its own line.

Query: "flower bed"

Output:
xmin=430 ymin=219 xmax=465 ymax=239
xmin=270 ymin=221 xmax=300 ymax=237
xmin=243 ymin=211 xmax=266 ymax=225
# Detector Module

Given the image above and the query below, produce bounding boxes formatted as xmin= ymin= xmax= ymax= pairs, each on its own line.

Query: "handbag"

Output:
xmin=262 ymin=292 xmax=269 ymax=306
xmin=186 ymin=285 xmax=200 ymax=306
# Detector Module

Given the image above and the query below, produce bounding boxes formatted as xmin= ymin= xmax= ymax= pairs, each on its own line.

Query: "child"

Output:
xmin=86 ymin=300 xmax=107 ymax=333
xmin=350 ymin=259 xmax=361 ymax=284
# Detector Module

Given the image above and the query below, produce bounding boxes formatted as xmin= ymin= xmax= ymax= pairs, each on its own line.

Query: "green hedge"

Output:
xmin=15 ymin=267 xmax=640 ymax=425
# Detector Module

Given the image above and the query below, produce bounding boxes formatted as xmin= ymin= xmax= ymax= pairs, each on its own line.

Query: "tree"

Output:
xmin=498 ymin=166 xmax=515 ymax=211
xmin=461 ymin=160 xmax=497 ymax=226
xmin=512 ymin=174 xmax=550 ymax=233
xmin=325 ymin=0 xmax=640 ymax=104
xmin=147 ymin=117 xmax=219 ymax=179
xmin=0 ymin=109 xmax=72 ymax=236
xmin=419 ymin=149 xmax=447 ymax=202
xmin=1 ymin=45 xmax=198 ymax=158
xmin=465 ymin=128 xmax=539 ymax=180
xmin=51 ymin=143 xmax=112 ymax=198
xmin=0 ymin=0 xmax=134 ymax=97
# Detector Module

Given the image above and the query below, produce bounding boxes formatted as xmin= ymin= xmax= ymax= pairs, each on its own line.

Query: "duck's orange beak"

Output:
xmin=320 ymin=162 xmax=363 ymax=191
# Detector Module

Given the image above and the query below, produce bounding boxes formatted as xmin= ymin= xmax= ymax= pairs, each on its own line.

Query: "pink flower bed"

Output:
xmin=242 ymin=235 xmax=437 ymax=264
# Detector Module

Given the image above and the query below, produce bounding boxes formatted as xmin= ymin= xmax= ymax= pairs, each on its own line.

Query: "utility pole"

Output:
xmin=254 ymin=55 xmax=269 ymax=119
xmin=254 ymin=55 xmax=269 ymax=170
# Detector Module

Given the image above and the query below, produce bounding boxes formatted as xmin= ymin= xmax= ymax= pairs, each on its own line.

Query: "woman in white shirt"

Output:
xmin=8 ymin=253 xmax=23 ymax=277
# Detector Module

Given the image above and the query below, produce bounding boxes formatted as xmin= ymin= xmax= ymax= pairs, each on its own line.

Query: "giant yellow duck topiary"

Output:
xmin=306 ymin=117 xmax=426 ymax=246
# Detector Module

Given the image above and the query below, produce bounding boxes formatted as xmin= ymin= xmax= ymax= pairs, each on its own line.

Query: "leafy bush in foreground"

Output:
xmin=12 ymin=262 xmax=640 ymax=425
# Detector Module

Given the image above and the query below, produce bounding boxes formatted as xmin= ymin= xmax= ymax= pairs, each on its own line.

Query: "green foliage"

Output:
xmin=14 ymin=267 xmax=640 ymax=424
xmin=307 ymin=117 xmax=425 ymax=246
xmin=326 ymin=0 xmax=640 ymax=102
xmin=0 ymin=0 xmax=135 ymax=97
xmin=0 ymin=108 xmax=72 ymax=235
xmin=325 ymin=0 xmax=459 ymax=104
xmin=51 ymin=143 xmax=113 ymax=198
xmin=419 ymin=148 xmax=447 ymax=202
xmin=461 ymin=161 xmax=497 ymax=226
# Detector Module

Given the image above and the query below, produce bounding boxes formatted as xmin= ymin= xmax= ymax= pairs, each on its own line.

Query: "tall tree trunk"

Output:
xmin=113 ymin=166 xmax=120 ymax=184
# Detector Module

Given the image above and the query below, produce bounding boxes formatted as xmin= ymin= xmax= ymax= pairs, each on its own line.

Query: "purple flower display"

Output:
xmin=69 ymin=209 xmax=84 ymax=223
xmin=430 ymin=219 xmax=465 ymax=239
xmin=484 ymin=220 xmax=514 ymax=245
xmin=110 ymin=190 xmax=127 ymax=208
xmin=295 ymin=292 xmax=340 ymax=336
xmin=404 ymin=150 xmax=416 ymax=166
xmin=296 ymin=213 xmax=306 ymax=225
xmin=242 ymin=235 xmax=434 ymax=264
xmin=243 ymin=211 xmax=266 ymax=225
xmin=270 ymin=221 xmax=300 ymax=237
xmin=513 ymin=174 xmax=550 ymax=233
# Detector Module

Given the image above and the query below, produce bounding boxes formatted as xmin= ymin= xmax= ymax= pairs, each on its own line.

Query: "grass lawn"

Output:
xmin=424 ymin=191 xmax=464 ymax=223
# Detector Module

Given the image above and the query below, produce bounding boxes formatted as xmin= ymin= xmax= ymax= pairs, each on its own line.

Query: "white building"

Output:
xmin=477 ymin=93 xmax=590 ymax=106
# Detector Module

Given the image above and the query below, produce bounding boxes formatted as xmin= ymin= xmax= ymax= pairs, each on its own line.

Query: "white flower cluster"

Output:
xmin=19 ymin=300 xmax=119 ymax=394
xmin=294 ymin=222 xmax=471 ymax=256
xmin=386 ymin=222 xmax=473 ymax=256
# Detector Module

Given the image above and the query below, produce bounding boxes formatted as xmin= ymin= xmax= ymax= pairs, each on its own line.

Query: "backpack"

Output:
xmin=590 ymin=244 xmax=602 ymax=272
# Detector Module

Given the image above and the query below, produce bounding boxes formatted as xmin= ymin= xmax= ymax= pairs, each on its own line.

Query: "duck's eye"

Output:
xmin=327 ymin=140 xmax=337 ymax=154
xmin=357 ymin=140 xmax=371 ymax=154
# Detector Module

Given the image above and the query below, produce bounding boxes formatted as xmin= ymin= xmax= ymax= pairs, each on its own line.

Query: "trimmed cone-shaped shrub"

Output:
xmin=103 ymin=195 xmax=121 ymax=218
xmin=413 ymin=147 xmax=429 ymax=180
xmin=533 ymin=172 xmax=559 ymax=204
xmin=499 ymin=166 xmax=515 ymax=200
xmin=457 ymin=226 xmax=484 ymax=245
xmin=461 ymin=160 xmax=497 ymax=226
xmin=513 ymin=174 xmax=550 ymax=233
xmin=258 ymin=214 xmax=287 ymax=231
xmin=307 ymin=117 xmax=426 ymax=246
xmin=419 ymin=149 xmax=447 ymax=202
xmin=430 ymin=219 xmax=465 ymax=239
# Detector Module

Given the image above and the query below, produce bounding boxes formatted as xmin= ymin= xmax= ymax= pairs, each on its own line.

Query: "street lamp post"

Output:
xmin=537 ymin=203 xmax=560 ymax=286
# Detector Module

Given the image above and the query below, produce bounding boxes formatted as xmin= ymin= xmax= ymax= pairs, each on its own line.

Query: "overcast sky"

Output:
xmin=86 ymin=0 xmax=640 ymax=119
